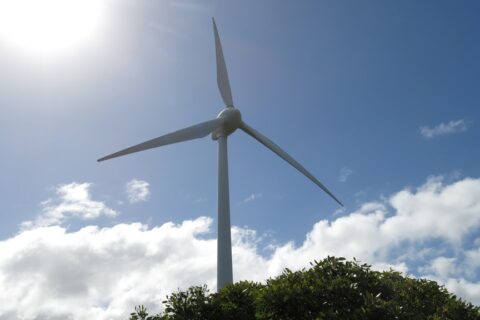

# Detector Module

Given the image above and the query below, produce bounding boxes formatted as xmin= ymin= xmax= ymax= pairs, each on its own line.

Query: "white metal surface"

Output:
xmin=97 ymin=118 xmax=224 ymax=162
xmin=217 ymin=134 xmax=233 ymax=289
xmin=240 ymin=122 xmax=344 ymax=206
xmin=98 ymin=18 xmax=343 ymax=292
xmin=213 ymin=18 xmax=234 ymax=108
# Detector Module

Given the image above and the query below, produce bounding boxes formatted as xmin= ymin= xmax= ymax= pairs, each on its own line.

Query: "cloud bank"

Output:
xmin=1 ymin=176 xmax=480 ymax=319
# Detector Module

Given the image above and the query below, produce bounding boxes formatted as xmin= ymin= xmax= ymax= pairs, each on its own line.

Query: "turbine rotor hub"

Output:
xmin=212 ymin=107 xmax=242 ymax=139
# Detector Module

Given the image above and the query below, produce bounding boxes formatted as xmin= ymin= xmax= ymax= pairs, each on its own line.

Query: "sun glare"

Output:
xmin=0 ymin=0 xmax=104 ymax=55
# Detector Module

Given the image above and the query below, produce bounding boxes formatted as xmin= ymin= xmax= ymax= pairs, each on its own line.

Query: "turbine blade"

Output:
xmin=240 ymin=122 xmax=344 ymax=206
xmin=98 ymin=118 xmax=224 ymax=162
xmin=212 ymin=18 xmax=234 ymax=107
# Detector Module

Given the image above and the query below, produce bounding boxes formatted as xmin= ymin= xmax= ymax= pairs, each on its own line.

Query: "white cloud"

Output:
xmin=338 ymin=167 xmax=353 ymax=182
xmin=381 ymin=176 xmax=480 ymax=244
xmin=419 ymin=256 xmax=457 ymax=279
xmin=420 ymin=119 xmax=468 ymax=139
xmin=243 ymin=192 xmax=262 ymax=203
xmin=126 ymin=179 xmax=150 ymax=203
xmin=2 ymin=175 xmax=480 ymax=319
xmin=21 ymin=183 xmax=116 ymax=229
xmin=0 ymin=219 xmax=217 ymax=320
xmin=419 ymin=253 xmax=480 ymax=305
xmin=444 ymin=278 xmax=480 ymax=306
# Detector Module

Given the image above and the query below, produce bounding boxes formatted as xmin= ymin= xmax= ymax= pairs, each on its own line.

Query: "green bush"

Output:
xmin=129 ymin=257 xmax=480 ymax=320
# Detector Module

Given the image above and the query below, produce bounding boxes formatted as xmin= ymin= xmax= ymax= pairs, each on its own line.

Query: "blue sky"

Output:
xmin=0 ymin=1 xmax=479 ymax=318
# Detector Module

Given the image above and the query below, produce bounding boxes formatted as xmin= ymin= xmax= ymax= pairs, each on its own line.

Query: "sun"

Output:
xmin=0 ymin=0 xmax=104 ymax=55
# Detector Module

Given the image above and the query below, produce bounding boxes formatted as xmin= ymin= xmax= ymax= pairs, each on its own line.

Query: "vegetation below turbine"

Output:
xmin=128 ymin=256 xmax=480 ymax=320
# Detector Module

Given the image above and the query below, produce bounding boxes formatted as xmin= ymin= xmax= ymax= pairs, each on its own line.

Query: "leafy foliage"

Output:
xmin=128 ymin=257 xmax=480 ymax=320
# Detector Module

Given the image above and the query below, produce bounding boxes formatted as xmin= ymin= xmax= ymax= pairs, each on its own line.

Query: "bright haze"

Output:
xmin=0 ymin=1 xmax=479 ymax=319
xmin=0 ymin=0 xmax=104 ymax=56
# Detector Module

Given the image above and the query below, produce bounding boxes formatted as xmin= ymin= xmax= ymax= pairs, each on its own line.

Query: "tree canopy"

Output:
xmin=128 ymin=257 xmax=480 ymax=320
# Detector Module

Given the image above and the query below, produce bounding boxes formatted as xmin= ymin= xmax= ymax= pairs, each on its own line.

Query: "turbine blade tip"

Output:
xmin=335 ymin=198 xmax=344 ymax=207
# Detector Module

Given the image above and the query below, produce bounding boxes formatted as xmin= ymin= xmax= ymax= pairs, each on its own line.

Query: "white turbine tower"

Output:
xmin=98 ymin=18 xmax=343 ymax=291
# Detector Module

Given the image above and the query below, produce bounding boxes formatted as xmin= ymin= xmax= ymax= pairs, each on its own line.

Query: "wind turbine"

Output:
xmin=98 ymin=18 xmax=343 ymax=291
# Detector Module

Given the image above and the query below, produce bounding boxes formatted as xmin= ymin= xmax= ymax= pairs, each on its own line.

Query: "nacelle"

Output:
xmin=212 ymin=107 xmax=242 ymax=139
